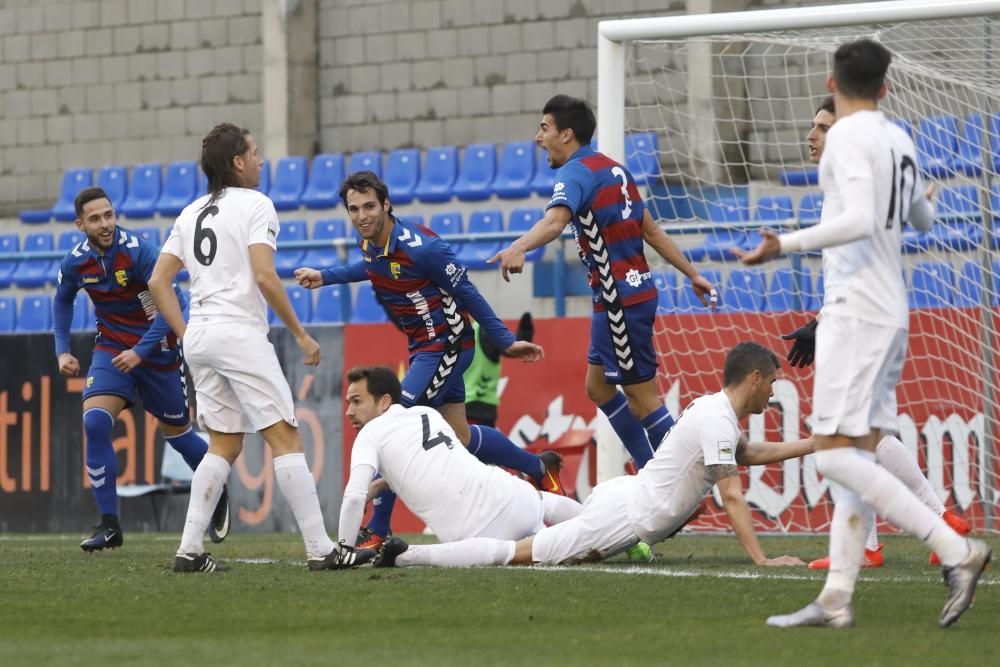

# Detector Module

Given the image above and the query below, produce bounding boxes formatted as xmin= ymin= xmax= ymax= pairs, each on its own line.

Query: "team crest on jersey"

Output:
xmin=86 ymin=376 xmax=95 ymax=388
xmin=115 ymin=269 xmax=129 ymax=287
xmin=390 ymin=261 xmax=401 ymax=279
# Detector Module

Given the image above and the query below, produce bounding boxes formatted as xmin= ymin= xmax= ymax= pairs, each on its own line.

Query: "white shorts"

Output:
xmin=475 ymin=477 xmax=545 ymax=541
xmin=812 ymin=314 xmax=907 ymax=438
xmin=531 ymin=476 xmax=639 ymax=565
xmin=183 ymin=322 xmax=297 ymax=434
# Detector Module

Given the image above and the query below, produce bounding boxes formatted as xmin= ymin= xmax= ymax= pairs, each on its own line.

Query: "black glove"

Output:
xmin=781 ymin=318 xmax=818 ymax=368
xmin=515 ymin=312 xmax=534 ymax=343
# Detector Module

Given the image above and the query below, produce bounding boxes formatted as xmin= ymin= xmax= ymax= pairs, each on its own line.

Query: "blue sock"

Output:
xmin=469 ymin=425 xmax=544 ymax=481
xmin=368 ymin=475 xmax=396 ymax=538
xmin=642 ymin=406 xmax=675 ymax=453
xmin=84 ymin=408 xmax=118 ymax=517
xmin=164 ymin=427 xmax=208 ymax=470
xmin=599 ymin=392 xmax=654 ymax=469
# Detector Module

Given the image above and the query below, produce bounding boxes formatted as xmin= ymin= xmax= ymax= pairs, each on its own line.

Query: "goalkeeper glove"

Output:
xmin=781 ymin=318 xmax=818 ymax=368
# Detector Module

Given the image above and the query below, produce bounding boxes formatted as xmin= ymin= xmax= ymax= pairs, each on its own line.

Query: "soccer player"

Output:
xmin=53 ymin=186 xmax=229 ymax=552
xmin=785 ymin=96 xmax=969 ymax=571
xmin=337 ymin=366 xmax=582 ymax=553
xmin=149 ymin=123 xmax=370 ymax=573
xmin=372 ymin=342 xmax=812 ymax=569
xmin=489 ymin=95 xmax=717 ymax=471
xmin=294 ymin=171 xmax=558 ymax=550
xmin=737 ymin=40 xmax=990 ymax=628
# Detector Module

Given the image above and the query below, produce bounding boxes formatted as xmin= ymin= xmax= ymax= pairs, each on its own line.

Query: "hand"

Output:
xmin=732 ymin=228 xmax=782 ymax=265
xmin=111 ymin=349 xmax=142 ymax=373
xmin=925 ymin=182 xmax=937 ymax=201
xmin=780 ymin=318 xmax=818 ymax=368
xmin=504 ymin=340 xmax=544 ymax=363
xmin=296 ymin=332 xmax=321 ymax=366
xmin=366 ymin=478 xmax=390 ymax=504
xmin=487 ymin=245 xmax=526 ymax=282
xmin=690 ymin=274 xmax=718 ymax=310
xmin=294 ymin=267 xmax=324 ymax=289
xmin=761 ymin=555 xmax=806 ymax=567
xmin=58 ymin=353 xmax=80 ymax=377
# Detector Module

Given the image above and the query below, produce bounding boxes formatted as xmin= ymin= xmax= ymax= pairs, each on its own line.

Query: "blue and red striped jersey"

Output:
xmin=547 ymin=144 xmax=656 ymax=312
xmin=320 ymin=218 xmax=516 ymax=354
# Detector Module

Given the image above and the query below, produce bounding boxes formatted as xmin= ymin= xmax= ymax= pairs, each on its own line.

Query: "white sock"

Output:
xmin=542 ymin=492 xmax=582 ymax=525
xmin=179 ymin=453 xmax=230 ymax=555
xmin=875 ymin=435 xmax=945 ymax=515
xmin=273 ymin=453 xmax=336 ymax=559
xmin=815 ymin=448 xmax=968 ymax=567
xmin=396 ymin=538 xmax=516 ymax=568
xmin=819 ymin=487 xmax=872 ymax=603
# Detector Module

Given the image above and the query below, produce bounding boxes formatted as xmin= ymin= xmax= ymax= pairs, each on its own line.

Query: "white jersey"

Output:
xmin=627 ymin=391 xmax=740 ymax=544
xmin=161 ymin=188 xmax=279 ymax=328
xmin=349 ymin=404 xmax=520 ymax=542
xmin=818 ymin=110 xmax=925 ymax=329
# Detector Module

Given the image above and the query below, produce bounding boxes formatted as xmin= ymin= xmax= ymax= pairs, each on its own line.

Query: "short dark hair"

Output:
xmin=201 ymin=122 xmax=251 ymax=207
xmin=832 ymin=38 xmax=892 ymax=100
xmin=74 ymin=187 xmax=112 ymax=218
xmin=346 ymin=366 xmax=402 ymax=404
xmin=816 ymin=95 xmax=835 ymax=116
xmin=723 ymin=342 xmax=780 ymax=387
xmin=542 ymin=95 xmax=596 ymax=145
xmin=339 ymin=170 xmax=393 ymax=215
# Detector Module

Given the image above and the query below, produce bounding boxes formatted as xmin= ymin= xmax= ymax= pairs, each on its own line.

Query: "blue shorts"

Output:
xmin=588 ymin=297 xmax=658 ymax=385
xmin=83 ymin=349 xmax=190 ymax=426
xmin=401 ymin=346 xmax=475 ymax=408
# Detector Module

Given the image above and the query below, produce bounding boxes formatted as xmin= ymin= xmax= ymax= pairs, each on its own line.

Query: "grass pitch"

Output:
xmin=0 ymin=533 xmax=997 ymax=667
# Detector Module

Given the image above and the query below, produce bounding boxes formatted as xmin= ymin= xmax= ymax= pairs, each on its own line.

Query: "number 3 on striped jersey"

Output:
xmin=611 ymin=166 xmax=633 ymax=220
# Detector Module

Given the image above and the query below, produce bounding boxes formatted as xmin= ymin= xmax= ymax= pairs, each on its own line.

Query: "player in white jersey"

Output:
xmin=337 ymin=366 xmax=582 ymax=553
xmin=371 ymin=342 xmax=814 ymax=570
xmin=738 ymin=40 xmax=990 ymax=628
xmin=149 ymin=123 xmax=372 ymax=573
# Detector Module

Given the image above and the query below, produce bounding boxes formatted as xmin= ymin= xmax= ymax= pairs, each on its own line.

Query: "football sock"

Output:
xmin=875 ymin=434 xmax=945 ymax=514
xmin=468 ymin=425 xmax=546 ymax=482
xmin=273 ymin=453 xmax=336 ymax=559
xmin=178 ymin=453 xmax=229 ymax=554
xmin=641 ymin=406 xmax=674 ymax=452
xmin=598 ymin=392 xmax=653 ymax=469
xmin=83 ymin=408 xmax=118 ymax=517
xmin=541 ymin=492 xmax=582 ymax=525
xmin=164 ymin=427 xmax=208 ymax=470
xmin=368 ymin=477 xmax=396 ymax=538
xmin=819 ymin=485 xmax=873 ymax=603
xmin=396 ymin=538 xmax=515 ymax=568
xmin=815 ymin=447 xmax=968 ymax=568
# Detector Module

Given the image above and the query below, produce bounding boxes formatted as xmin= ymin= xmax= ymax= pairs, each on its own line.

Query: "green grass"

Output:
xmin=0 ymin=533 xmax=998 ymax=666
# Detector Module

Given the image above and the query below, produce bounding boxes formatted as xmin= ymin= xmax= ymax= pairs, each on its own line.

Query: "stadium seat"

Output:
xmin=0 ymin=296 xmax=15 ymax=331
xmin=351 ymin=283 xmax=388 ymax=323
xmin=453 ymin=143 xmax=497 ymax=201
xmin=13 ymin=232 xmax=55 ymax=288
xmin=313 ymin=284 xmax=350 ymax=323
xmin=397 ymin=214 xmax=425 ymax=228
xmin=798 ymin=192 xmax=823 ymax=224
xmin=531 ymin=149 xmax=558 ymax=197
xmin=134 ymin=226 xmax=162 ymax=247
xmin=284 ymin=285 xmax=313 ymax=323
xmin=384 ymin=148 xmax=420 ymax=204
xmin=950 ymin=113 xmax=985 ymax=177
xmin=990 ymin=114 xmax=1000 ymax=173
xmin=51 ymin=168 xmax=94 ymax=222
xmin=955 ymin=261 xmax=983 ymax=308
xmin=348 ymin=151 xmax=382 ymax=178
xmin=508 ymin=209 xmax=545 ymax=262
xmin=909 ymin=261 xmax=956 ymax=309
xmin=754 ymin=196 xmax=795 ymax=223
xmin=119 ymin=163 xmax=162 ymax=219
xmin=274 ymin=220 xmax=307 ymax=278
xmin=16 ymin=295 xmax=52 ymax=332
xmin=428 ymin=212 xmax=464 ymax=254
xmin=721 ymin=269 xmax=766 ymax=312
xmin=457 ymin=209 xmax=503 ymax=270
xmin=269 ymin=156 xmax=308 ymax=211
xmin=0 ymin=234 xmax=20 ymax=289
xmin=652 ymin=271 xmax=676 ymax=314
xmin=97 ymin=165 xmax=129 ymax=210
xmin=257 ymin=160 xmax=271 ymax=194
xmin=676 ymin=269 xmax=722 ymax=314
xmin=932 ymin=184 xmax=982 ymax=251
xmin=47 ymin=230 xmax=86 ymax=284
xmin=344 ymin=223 xmax=363 ymax=265
xmin=116 ymin=442 xmax=194 ymax=530
xmin=301 ymin=153 xmax=345 ymax=209
xmin=624 ymin=132 xmax=660 ymax=186
xmin=492 ymin=141 xmax=535 ymax=199
xmin=779 ymin=169 xmax=818 ymax=187
xmin=764 ymin=266 xmax=813 ymax=312
xmin=415 ymin=146 xmax=459 ymax=203
xmin=156 ymin=161 xmax=199 ymax=216
xmin=303 ymin=218 xmax=347 ymax=269
xmin=685 ymin=229 xmax=746 ymax=263
xmin=707 ymin=197 xmax=750 ymax=224
xmin=19 ymin=208 xmax=52 ymax=224
xmin=71 ymin=292 xmax=93 ymax=331
xmin=915 ymin=116 xmax=959 ymax=178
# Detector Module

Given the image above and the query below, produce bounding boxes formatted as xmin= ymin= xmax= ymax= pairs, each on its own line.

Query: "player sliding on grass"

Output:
xmin=372 ymin=342 xmax=812 ymax=569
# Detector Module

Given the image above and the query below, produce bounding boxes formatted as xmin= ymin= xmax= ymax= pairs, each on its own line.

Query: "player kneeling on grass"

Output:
xmin=338 ymin=367 xmax=583 ymax=555
xmin=372 ymin=342 xmax=812 ymax=569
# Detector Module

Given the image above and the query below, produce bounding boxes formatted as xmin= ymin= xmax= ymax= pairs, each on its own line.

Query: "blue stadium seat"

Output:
xmin=19 ymin=208 xmax=52 ymax=224
xmin=721 ymin=269 xmax=766 ymax=312
xmin=134 ymin=226 xmax=162 ymax=247
xmin=348 ymin=151 xmax=382 ymax=178
xmin=798 ymin=192 xmax=823 ymax=224
xmin=492 ymin=141 xmax=535 ymax=199
xmin=285 ymin=285 xmax=313 ymax=323
xmin=274 ymin=220 xmax=307 ymax=278
xmin=385 ymin=149 xmax=419 ymax=204
xmin=428 ymin=212 xmax=464 ymax=254
xmin=47 ymin=230 xmax=86 ymax=284
xmin=754 ymin=196 xmax=795 ymax=222
xmin=453 ymin=143 xmax=497 ymax=201
xmin=531 ymin=149 xmax=558 ymax=197
xmin=779 ymin=169 xmax=818 ymax=187
xmin=676 ymin=270 xmax=722 ymax=314
xmin=415 ymin=146 xmax=459 ymax=203
xmin=156 ymin=161 xmax=198 ymax=216
xmin=16 ymin=295 xmax=52 ymax=332
xmin=764 ymin=266 xmax=813 ymax=312
xmin=508 ymin=209 xmax=545 ymax=262
xmin=0 ymin=234 xmax=20 ymax=289
xmin=52 ymin=168 xmax=94 ymax=222
xmin=990 ymin=114 xmax=1000 ymax=173
xmin=950 ymin=114 xmax=985 ymax=177
xmin=269 ymin=156 xmax=308 ymax=211
xmin=707 ymin=197 xmax=750 ymax=224
xmin=97 ymin=165 xmax=129 ymax=210
xmin=301 ymin=153 xmax=345 ymax=209
xmin=313 ymin=284 xmax=350 ymax=323
xmin=257 ymin=160 xmax=271 ymax=194
xmin=351 ymin=283 xmax=388 ymax=323
xmin=652 ymin=271 xmax=676 ymax=314
xmin=624 ymin=132 xmax=660 ymax=185
xmin=457 ymin=209 xmax=503 ymax=270
xmin=344 ymin=223 xmax=363 ymax=265
xmin=303 ymin=218 xmax=346 ymax=269
xmin=915 ymin=116 xmax=959 ymax=178
xmin=13 ymin=232 xmax=54 ymax=288
xmin=685 ymin=230 xmax=746 ymax=263
xmin=955 ymin=261 xmax=983 ymax=308
xmin=909 ymin=262 xmax=956 ymax=309
xmin=119 ymin=163 xmax=162 ymax=219
xmin=932 ymin=184 xmax=982 ymax=251
xmin=71 ymin=292 xmax=93 ymax=332
xmin=0 ymin=296 xmax=15 ymax=331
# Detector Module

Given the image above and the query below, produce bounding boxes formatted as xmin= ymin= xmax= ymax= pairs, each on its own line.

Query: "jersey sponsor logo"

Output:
xmin=82 ymin=276 xmax=100 ymax=284
xmin=553 ymin=182 xmax=565 ymax=193
xmin=138 ymin=290 xmax=158 ymax=321
xmin=407 ymin=290 xmax=437 ymax=341
xmin=115 ymin=269 xmax=129 ymax=287
xmin=161 ymin=412 xmax=186 ymax=420
xmin=445 ymin=263 xmax=457 ymax=276
xmin=390 ymin=261 xmax=401 ymax=279
xmin=717 ymin=440 xmax=734 ymax=462
xmin=444 ymin=262 xmax=466 ymax=288
xmin=624 ymin=268 xmax=650 ymax=288
xmin=401 ymin=389 xmax=416 ymax=400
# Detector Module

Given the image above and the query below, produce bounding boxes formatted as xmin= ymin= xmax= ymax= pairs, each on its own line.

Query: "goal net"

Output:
xmin=600 ymin=0 xmax=1000 ymax=534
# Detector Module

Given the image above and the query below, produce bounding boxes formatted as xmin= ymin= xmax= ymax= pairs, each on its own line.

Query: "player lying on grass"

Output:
xmin=371 ymin=341 xmax=813 ymax=569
